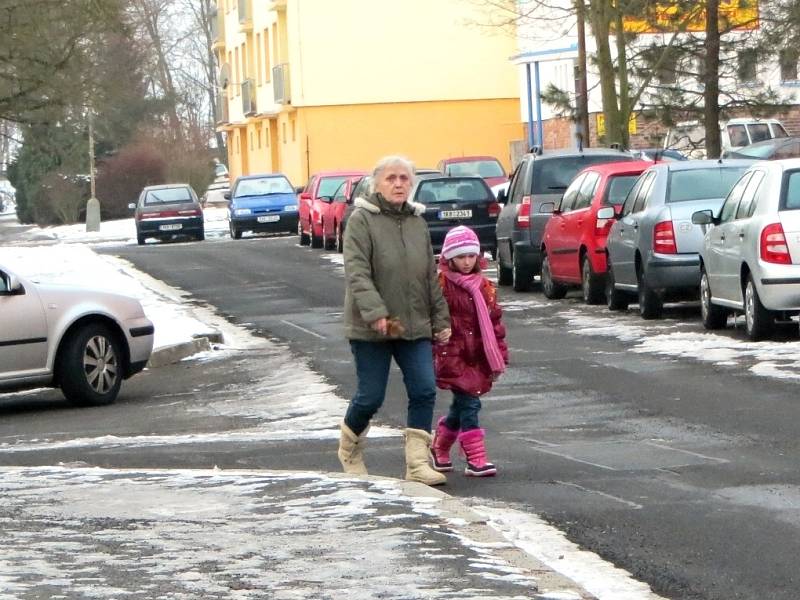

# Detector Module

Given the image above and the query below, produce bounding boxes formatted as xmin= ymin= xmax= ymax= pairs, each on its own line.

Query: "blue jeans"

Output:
xmin=345 ymin=339 xmax=436 ymax=435
xmin=444 ymin=391 xmax=482 ymax=432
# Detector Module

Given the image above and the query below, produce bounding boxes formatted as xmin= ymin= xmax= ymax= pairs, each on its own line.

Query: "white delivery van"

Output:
xmin=664 ymin=117 xmax=789 ymax=158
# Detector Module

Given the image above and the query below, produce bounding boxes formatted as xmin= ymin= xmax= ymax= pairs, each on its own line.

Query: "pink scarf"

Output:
xmin=443 ymin=270 xmax=505 ymax=375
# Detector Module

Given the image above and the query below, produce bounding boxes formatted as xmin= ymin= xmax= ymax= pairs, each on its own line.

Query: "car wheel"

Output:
xmin=512 ymin=252 xmax=533 ymax=292
xmin=637 ymin=266 xmax=663 ymax=320
xmin=311 ymin=222 xmax=323 ymax=249
xmin=337 ymin=223 xmax=344 ymax=253
xmin=700 ymin=268 xmax=727 ymax=330
xmin=581 ymin=255 xmax=604 ymax=305
xmin=605 ymin=260 xmax=629 ymax=311
xmin=230 ymin=221 xmax=242 ymax=240
xmin=57 ymin=323 xmax=123 ymax=406
xmin=540 ymin=254 xmax=567 ymax=299
xmin=298 ymin=219 xmax=310 ymax=246
xmin=744 ymin=274 xmax=773 ymax=340
xmin=137 ymin=233 xmax=146 ymax=246
xmin=196 ymin=229 xmax=205 ymax=242
xmin=497 ymin=246 xmax=513 ymax=286
xmin=324 ymin=221 xmax=336 ymax=251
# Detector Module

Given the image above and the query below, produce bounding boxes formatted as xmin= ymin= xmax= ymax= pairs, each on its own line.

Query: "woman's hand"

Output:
xmin=434 ymin=328 xmax=451 ymax=343
xmin=370 ymin=317 xmax=388 ymax=336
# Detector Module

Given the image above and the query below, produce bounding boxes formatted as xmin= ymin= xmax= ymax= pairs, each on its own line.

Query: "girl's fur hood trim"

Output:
xmin=354 ymin=195 xmax=426 ymax=216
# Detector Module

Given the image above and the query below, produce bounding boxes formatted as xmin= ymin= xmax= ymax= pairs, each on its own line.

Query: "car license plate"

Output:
xmin=159 ymin=223 xmax=182 ymax=231
xmin=438 ymin=210 xmax=472 ymax=219
xmin=257 ymin=215 xmax=280 ymax=223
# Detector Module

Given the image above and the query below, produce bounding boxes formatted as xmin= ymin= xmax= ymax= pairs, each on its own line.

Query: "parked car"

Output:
xmin=328 ymin=175 xmax=364 ymax=252
xmin=665 ymin=118 xmax=789 ymax=159
xmin=202 ymin=181 xmax=230 ymax=207
xmin=540 ymin=161 xmax=653 ymax=303
xmin=410 ymin=175 xmax=500 ymax=255
xmin=693 ymin=159 xmax=800 ymax=340
xmin=130 ymin=184 xmax=205 ymax=245
xmin=604 ymin=159 xmax=753 ymax=319
xmin=0 ymin=265 xmax=154 ymax=406
xmin=213 ymin=161 xmax=229 ymax=181
xmin=630 ymin=148 xmax=688 ymax=162
xmin=437 ymin=156 xmax=508 ymax=188
xmin=298 ymin=171 xmax=365 ymax=249
xmin=227 ymin=173 xmax=299 ymax=239
xmin=723 ymin=136 xmax=800 ymax=161
xmin=495 ymin=146 xmax=635 ymax=291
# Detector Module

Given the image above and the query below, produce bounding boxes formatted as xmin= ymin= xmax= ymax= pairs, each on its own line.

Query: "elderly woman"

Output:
xmin=339 ymin=155 xmax=451 ymax=486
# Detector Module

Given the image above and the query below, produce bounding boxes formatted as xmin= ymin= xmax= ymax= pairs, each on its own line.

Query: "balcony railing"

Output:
xmin=242 ymin=79 xmax=256 ymax=116
xmin=273 ymin=63 xmax=290 ymax=104
xmin=215 ymin=93 xmax=229 ymax=124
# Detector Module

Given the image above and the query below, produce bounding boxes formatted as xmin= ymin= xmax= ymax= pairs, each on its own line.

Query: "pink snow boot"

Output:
xmin=430 ymin=417 xmax=459 ymax=472
xmin=458 ymin=428 xmax=497 ymax=477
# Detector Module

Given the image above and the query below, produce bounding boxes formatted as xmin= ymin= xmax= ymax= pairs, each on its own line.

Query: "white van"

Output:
xmin=664 ymin=118 xmax=789 ymax=158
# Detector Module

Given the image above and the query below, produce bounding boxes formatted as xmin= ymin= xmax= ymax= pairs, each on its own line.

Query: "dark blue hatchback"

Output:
xmin=228 ymin=173 xmax=299 ymax=239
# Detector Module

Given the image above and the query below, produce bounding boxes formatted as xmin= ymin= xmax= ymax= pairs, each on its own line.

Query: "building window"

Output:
xmin=250 ymin=131 xmax=254 ymax=151
xmin=235 ymin=47 xmax=240 ymax=96
xmin=780 ymin=48 xmax=799 ymax=81
xmin=241 ymin=43 xmax=247 ymax=80
xmin=264 ymin=29 xmax=271 ymax=82
xmin=282 ymin=122 xmax=287 ymax=144
xmin=291 ymin=118 xmax=296 ymax=142
xmin=738 ymin=49 xmax=757 ymax=82
xmin=228 ymin=51 xmax=234 ymax=100
xmin=256 ymin=33 xmax=262 ymax=86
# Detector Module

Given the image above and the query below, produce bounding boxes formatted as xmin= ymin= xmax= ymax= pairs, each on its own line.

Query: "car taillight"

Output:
xmin=653 ymin=220 xmax=677 ymax=254
xmin=140 ymin=211 xmax=162 ymax=220
xmin=515 ymin=195 xmax=531 ymax=228
xmin=179 ymin=208 xmax=202 ymax=217
xmin=760 ymin=222 xmax=791 ymax=264
xmin=488 ymin=201 xmax=501 ymax=218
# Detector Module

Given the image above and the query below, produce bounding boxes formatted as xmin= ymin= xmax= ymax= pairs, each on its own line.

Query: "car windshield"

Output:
xmin=446 ymin=160 xmax=504 ymax=178
xmin=531 ymin=155 xmax=632 ymax=194
xmin=319 ymin=177 xmax=350 ymax=197
xmin=144 ymin=188 xmax=193 ymax=205
xmin=235 ymin=177 xmax=293 ymax=197
xmin=416 ymin=179 xmax=491 ymax=204
xmin=604 ymin=175 xmax=640 ymax=205
xmin=667 ymin=167 xmax=749 ymax=203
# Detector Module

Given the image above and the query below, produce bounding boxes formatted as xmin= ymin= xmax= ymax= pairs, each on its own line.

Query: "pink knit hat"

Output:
xmin=441 ymin=225 xmax=480 ymax=260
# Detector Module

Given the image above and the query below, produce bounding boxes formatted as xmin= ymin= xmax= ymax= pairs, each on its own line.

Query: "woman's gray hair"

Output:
xmin=372 ymin=155 xmax=416 ymax=181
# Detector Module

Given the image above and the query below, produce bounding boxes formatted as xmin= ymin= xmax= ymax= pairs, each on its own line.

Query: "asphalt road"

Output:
xmin=8 ymin=228 xmax=800 ymax=600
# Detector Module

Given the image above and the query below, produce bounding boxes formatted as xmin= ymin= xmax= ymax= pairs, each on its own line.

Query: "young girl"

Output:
xmin=431 ymin=226 xmax=508 ymax=477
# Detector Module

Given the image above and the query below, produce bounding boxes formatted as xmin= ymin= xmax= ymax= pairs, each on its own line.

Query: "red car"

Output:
xmin=329 ymin=175 xmax=364 ymax=252
xmin=540 ymin=161 xmax=652 ymax=304
xmin=436 ymin=156 xmax=508 ymax=188
xmin=298 ymin=170 xmax=365 ymax=249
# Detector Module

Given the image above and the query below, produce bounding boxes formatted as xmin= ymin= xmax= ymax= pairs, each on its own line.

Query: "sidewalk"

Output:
xmin=0 ymin=212 xmax=664 ymax=600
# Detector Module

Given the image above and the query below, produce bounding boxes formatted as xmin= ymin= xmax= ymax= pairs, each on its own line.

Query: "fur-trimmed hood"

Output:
xmin=354 ymin=193 xmax=426 ymax=217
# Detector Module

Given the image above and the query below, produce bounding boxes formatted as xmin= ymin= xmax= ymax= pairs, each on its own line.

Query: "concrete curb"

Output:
xmin=146 ymin=331 xmax=224 ymax=368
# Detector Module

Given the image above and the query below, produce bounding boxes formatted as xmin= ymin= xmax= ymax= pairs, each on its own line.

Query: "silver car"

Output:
xmin=605 ymin=160 xmax=752 ymax=319
xmin=0 ymin=266 xmax=154 ymax=406
xmin=694 ymin=159 xmax=800 ymax=340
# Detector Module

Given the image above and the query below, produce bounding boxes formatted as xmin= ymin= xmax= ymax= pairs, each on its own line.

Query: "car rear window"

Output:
xmin=446 ymin=160 xmax=504 ymax=178
xmin=531 ymin=155 xmax=633 ymax=195
xmin=235 ymin=177 xmax=293 ymax=197
xmin=781 ymin=170 xmax=800 ymax=210
xmin=604 ymin=175 xmax=640 ymax=205
xmin=318 ymin=177 xmax=349 ymax=197
xmin=667 ymin=167 xmax=749 ymax=203
xmin=144 ymin=188 xmax=193 ymax=205
xmin=416 ymin=179 xmax=491 ymax=204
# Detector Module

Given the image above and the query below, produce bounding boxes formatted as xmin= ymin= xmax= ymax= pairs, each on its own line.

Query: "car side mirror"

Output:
xmin=224 ymin=191 xmax=231 ymax=200
xmin=128 ymin=203 xmax=136 ymax=210
xmin=691 ymin=210 xmax=715 ymax=225
xmin=300 ymin=192 xmax=312 ymax=201
xmin=496 ymin=189 xmax=507 ymax=204
xmin=295 ymin=186 xmax=304 ymax=194
xmin=319 ymin=195 xmax=333 ymax=203
xmin=0 ymin=271 xmax=21 ymax=295
xmin=539 ymin=202 xmax=555 ymax=214
xmin=596 ymin=206 xmax=616 ymax=220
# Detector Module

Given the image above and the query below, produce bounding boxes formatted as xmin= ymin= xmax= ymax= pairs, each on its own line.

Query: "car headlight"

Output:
xmin=234 ymin=208 xmax=251 ymax=216
xmin=284 ymin=205 xmax=298 ymax=212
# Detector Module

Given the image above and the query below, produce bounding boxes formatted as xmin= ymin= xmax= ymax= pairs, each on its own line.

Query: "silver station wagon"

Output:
xmin=605 ymin=159 xmax=752 ymax=318
xmin=694 ymin=159 xmax=800 ymax=340
xmin=0 ymin=266 xmax=154 ymax=405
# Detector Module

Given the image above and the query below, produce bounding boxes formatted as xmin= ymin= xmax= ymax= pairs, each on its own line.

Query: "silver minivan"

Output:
xmin=605 ymin=160 xmax=752 ymax=319
xmin=693 ymin=159 xmax=800 ymax=340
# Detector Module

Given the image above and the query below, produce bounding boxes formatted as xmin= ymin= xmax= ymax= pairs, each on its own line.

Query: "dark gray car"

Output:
xmin=495 ymin=146 xmax=634 ymax=291
xmin=604 ymin=159 xmax=752 ymax=319
xmin=130 ymin=184 xmax=205 ymax=245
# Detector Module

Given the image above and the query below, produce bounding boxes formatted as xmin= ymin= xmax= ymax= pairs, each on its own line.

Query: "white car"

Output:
xmin=0 ymin=266 xmax=154 ymax=405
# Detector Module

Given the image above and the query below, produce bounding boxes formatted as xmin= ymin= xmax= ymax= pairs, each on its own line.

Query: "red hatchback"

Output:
xmin=540 ymin=161 xmax=652 ymax=303
xmin=436 ymin=156 xmax=508 ymax=188
xmin=298 ymin=170 xmax=365 ymax=249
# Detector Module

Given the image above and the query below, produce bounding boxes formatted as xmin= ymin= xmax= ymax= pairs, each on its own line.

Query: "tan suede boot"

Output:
xmin=337 ymin=421 xmax=369 ymax=475
xmin=404 ymin=428 xmax=447 ymax=486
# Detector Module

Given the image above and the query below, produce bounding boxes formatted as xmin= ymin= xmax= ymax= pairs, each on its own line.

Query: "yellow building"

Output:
xmin=212 ymin=0 xmax=521 ymax=186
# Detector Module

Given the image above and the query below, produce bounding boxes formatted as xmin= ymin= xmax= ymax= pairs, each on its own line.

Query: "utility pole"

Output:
xmin=85 ymin=109 xmax=100 ymax=232
xmin=575 ymin=0 xmax=591 ymax=147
